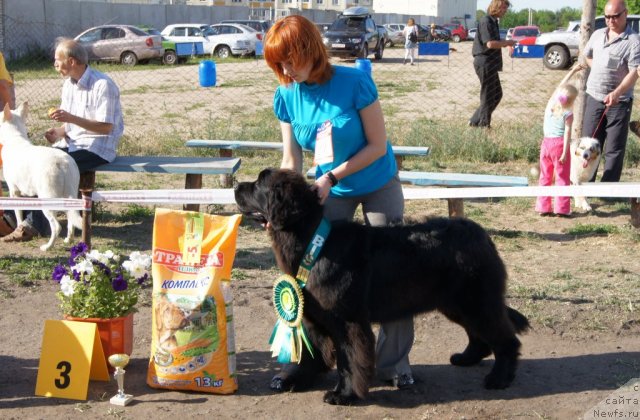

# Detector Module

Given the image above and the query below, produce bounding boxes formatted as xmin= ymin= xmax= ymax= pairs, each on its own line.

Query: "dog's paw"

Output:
xmin=269 ymin=375 xmax=293 ymax=393
xmin=578 ymin=203 xmax=593 ymax=212
xmin=483 ymin=371 xmax=514 ymax=390
xmin=323 ymin=390 xmax=357 ymax=406
xmin=450 ymin=351 xmax=488 ymax=367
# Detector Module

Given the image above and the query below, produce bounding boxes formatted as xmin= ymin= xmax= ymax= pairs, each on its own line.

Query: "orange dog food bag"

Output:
xmin=147 ymin=208 xmax=241 ymax=394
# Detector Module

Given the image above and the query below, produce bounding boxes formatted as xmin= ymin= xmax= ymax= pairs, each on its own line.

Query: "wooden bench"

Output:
xmin=306 ymin=168 xmax=528 ymax=217
xmin=185 ymin=139 xmax=430 ymax=186
xmin=79 ymin=155 xmax=241 ymax=247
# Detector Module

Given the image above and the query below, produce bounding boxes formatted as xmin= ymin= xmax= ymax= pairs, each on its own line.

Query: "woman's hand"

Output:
xmin=312 ymin=174 xmax=333 ymax=204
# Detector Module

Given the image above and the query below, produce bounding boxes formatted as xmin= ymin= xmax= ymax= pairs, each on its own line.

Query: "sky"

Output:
xmin=477 ymin=0 xmax=583 ymax=11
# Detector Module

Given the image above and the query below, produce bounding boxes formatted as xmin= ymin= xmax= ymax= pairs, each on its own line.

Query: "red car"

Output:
xmin=443 ymin=23 xmax=467 ymax=43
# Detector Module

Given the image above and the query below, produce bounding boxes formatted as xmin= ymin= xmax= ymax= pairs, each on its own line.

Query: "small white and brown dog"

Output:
xmin=570 ymin=137 xmax=602 ymax=212
xmin=0 ymin=102 xmax=82 ymax=251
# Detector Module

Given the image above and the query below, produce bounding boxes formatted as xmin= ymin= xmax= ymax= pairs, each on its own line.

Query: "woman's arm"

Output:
xmin=560 ymin=115 xmax=573 ymax=164
xmin=280 ymin=121 xmax=303 ymax=173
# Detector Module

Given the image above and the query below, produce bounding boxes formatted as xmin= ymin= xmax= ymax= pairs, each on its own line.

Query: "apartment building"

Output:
xmin=186 ymin=0 xmax=372 ymax=20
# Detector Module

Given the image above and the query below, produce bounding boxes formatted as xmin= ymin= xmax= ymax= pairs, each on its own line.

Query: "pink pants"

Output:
xmin=535 ymin=136 xmax=571 ymax=215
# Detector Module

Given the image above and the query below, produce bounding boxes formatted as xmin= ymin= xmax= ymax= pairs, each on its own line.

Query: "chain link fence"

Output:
xmin=1 ymin=13 xmax=595 ymax=156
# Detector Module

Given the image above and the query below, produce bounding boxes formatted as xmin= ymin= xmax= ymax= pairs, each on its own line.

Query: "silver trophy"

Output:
xmin=107 ymin=354 xmax=133 ymax=406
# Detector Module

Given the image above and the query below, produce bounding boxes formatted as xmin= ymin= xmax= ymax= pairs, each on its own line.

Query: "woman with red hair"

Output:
xmin=264 ymin=14 xmax=415 ymax=392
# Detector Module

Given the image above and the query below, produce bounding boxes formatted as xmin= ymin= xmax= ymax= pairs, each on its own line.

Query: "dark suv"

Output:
xmin=322 ymin=7 xmax=385 ymax=60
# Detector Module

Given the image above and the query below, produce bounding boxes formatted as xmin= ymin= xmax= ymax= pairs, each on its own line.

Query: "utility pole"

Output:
xmin=572 ymin=0 xmax=596 ymax=139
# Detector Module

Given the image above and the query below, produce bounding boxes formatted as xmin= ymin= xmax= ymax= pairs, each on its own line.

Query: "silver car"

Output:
xmin=74 ymin=25 xmax=164 ymax=66
xmin=162 ymin=23 xmax=255 ymax=58
xmin=383 ymin=23 xmax=406 ymax=47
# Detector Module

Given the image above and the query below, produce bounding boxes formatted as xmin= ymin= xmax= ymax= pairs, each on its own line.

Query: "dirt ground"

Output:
xmin=0 ymin=181 xmax=639 ymax=419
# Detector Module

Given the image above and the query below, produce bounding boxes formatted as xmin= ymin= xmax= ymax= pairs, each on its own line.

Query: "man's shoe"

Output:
xmin=0 ymin=223 xmax=38 ymax=243
xmin=391 ymin=373 xmax=415 ymax=390
xmin=630 ymin=121 xmax=640 ymax=138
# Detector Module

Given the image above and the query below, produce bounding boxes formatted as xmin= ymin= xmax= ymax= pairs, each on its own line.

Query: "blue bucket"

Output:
xmin=199 ymin=60 xmax=216 ymax=87
xmin=355 ymin=58 xmax=371 ymax=76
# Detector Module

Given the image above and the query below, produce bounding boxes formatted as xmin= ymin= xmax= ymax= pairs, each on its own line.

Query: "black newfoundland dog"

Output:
xmin=234 ymin=168 xmax=529 ymax=405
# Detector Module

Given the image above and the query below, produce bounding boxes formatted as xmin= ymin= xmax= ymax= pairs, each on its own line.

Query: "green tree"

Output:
xmin=475 ymin=6 xmax=581 ymax=32
xmin=597 ymin=0 xmax=640 ymax=14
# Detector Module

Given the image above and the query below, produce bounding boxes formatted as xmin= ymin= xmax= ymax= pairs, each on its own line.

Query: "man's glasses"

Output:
xmin=604 ymin=10 xmax=626 ymax=20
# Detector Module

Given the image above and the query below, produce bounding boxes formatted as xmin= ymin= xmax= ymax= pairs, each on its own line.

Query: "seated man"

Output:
xmin=2 ymin=38 xmax=124 ymax=243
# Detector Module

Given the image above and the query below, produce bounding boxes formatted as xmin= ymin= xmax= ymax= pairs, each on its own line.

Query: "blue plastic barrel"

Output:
xmin=355 ymin=58 xmax=371 ymax=76
xmin=199 ymin=60 xmax=216 ymax=87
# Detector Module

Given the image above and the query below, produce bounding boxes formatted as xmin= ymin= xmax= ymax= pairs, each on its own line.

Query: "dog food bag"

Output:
xmin=147 ymin=208 xmax=241 ymax=394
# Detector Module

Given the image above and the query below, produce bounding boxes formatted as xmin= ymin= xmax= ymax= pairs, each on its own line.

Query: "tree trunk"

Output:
xmin=573 ymin=0 xmax=597 ymax=139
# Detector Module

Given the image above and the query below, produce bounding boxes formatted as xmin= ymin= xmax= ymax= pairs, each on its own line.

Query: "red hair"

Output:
xmin=264 ymin=15 xmax=333 ymax=85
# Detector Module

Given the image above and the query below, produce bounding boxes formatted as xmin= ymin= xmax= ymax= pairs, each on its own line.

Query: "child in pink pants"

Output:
xmin=535 ymin=65 xmax=583 ymax=216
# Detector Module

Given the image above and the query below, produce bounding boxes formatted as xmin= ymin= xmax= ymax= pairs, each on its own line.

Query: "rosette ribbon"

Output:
xmin=268 ymin=218 xmax=331 ymax=364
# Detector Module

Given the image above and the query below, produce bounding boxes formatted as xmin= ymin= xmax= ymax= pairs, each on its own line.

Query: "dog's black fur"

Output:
xmin=234 ymin=168 xmax=530 ymax=405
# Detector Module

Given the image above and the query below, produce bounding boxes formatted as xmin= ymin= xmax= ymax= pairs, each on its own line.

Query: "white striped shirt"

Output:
xmin=60 ymin=66 xmax=124 ymax=162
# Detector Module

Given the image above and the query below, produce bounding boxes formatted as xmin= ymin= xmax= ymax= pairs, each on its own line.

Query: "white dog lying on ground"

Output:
xmin=570 ymin=137 xmax=602 ymax=212
xmin=0 ymin=102 xmax=82 ymax=251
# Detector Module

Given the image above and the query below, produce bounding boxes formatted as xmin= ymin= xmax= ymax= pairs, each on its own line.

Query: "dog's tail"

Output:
xmin=507 ymin=307 xmax=530 ymax=334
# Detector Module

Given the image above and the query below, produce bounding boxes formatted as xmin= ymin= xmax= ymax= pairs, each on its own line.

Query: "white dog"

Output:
xmin=0 ymin=102 xmax=82 ymax=251
xmin=570 ymin=137 xmax=602 ymax=212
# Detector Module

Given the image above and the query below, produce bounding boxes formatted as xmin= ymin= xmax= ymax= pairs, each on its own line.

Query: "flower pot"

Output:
xmin=63 ymin=313 xmax=134 ymax=361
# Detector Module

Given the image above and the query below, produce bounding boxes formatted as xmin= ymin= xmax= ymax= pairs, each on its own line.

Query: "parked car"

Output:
xmin=74 ymin=24 xmax=164 ymax=66
xmin=139 ymin=26 xmax=189 ymax=65
xmin=220 ymin=19 xmax=272 ymax=34
xmin=443 ymin=23 xmax=468 ymax=42
xmin=506 ymin=25 xmax=540 ymax=42
xmin=161 ymin=23 xmax=253 ymax=58
xmin=417 ymin=24 xmax=451 ymax=42
xmin=209 ymin=23 xmax=262 ymax=57
xmin=322 ymin=7 xmax=385 ymax=60
xmin=499 ymin=28 xmax=508 ymax=40
xmin=467 ymin=27 xmax=477 ymax=40
xmin=377 ymin=25 xmax=389 ymax=48
xmin=536 ymin=15 xmax=640 ymax=69
xmin=314 ymin=22 xmax=332 ymax=34
xmin=383 ymin=23 xmax=406 ymax=47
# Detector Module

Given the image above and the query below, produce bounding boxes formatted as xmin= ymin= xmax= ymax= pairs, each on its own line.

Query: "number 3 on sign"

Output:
xmin=36 ymin=320 xmax=109 ymax=400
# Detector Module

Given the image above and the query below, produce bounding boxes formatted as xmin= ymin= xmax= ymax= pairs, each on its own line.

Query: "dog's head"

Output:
xmin=573 ymin=137 xmax=601 ymax=168
xmin=234 ymin=168 xmax=322 ymax=230
xmin=0 ymin=102 xmax=29 ymax=144
xmin=155 ymin=296 xmax=190 ymax=332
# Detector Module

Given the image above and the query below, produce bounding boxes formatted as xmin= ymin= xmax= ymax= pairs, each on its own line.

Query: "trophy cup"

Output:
xmin=107 ymin=354 xmax=133 ymax=406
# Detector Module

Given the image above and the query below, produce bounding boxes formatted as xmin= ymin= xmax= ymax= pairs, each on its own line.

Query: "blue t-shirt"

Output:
xmin=543 ymin=104 xmax=572 ymax=138
xmin=273 ymin=65 xmax=397 ymax=197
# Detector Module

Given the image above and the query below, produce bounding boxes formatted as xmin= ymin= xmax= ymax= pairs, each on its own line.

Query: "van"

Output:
xmin=220 ymin=20 xmax=272 ymax=34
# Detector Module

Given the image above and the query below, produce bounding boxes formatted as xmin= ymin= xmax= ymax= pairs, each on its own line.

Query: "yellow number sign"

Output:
xmin=35 ymin=320 xmax=109 ymax=400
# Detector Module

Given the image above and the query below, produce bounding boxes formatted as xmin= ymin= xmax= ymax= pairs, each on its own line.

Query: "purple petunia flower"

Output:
xmin=71 ymin=269 xmax=81 ymax=282
xmin=70 ymin=242 xmax=88 ymax=259
xmin=52 ymin=264 xmax=67 ymax=283
xmin=111 ymin=275 xmax=128 ymax=292
xmin=95 ymin=261 xmax=111 ymax=277
xmin=137 ymin=273 xmax=149 ymax=285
